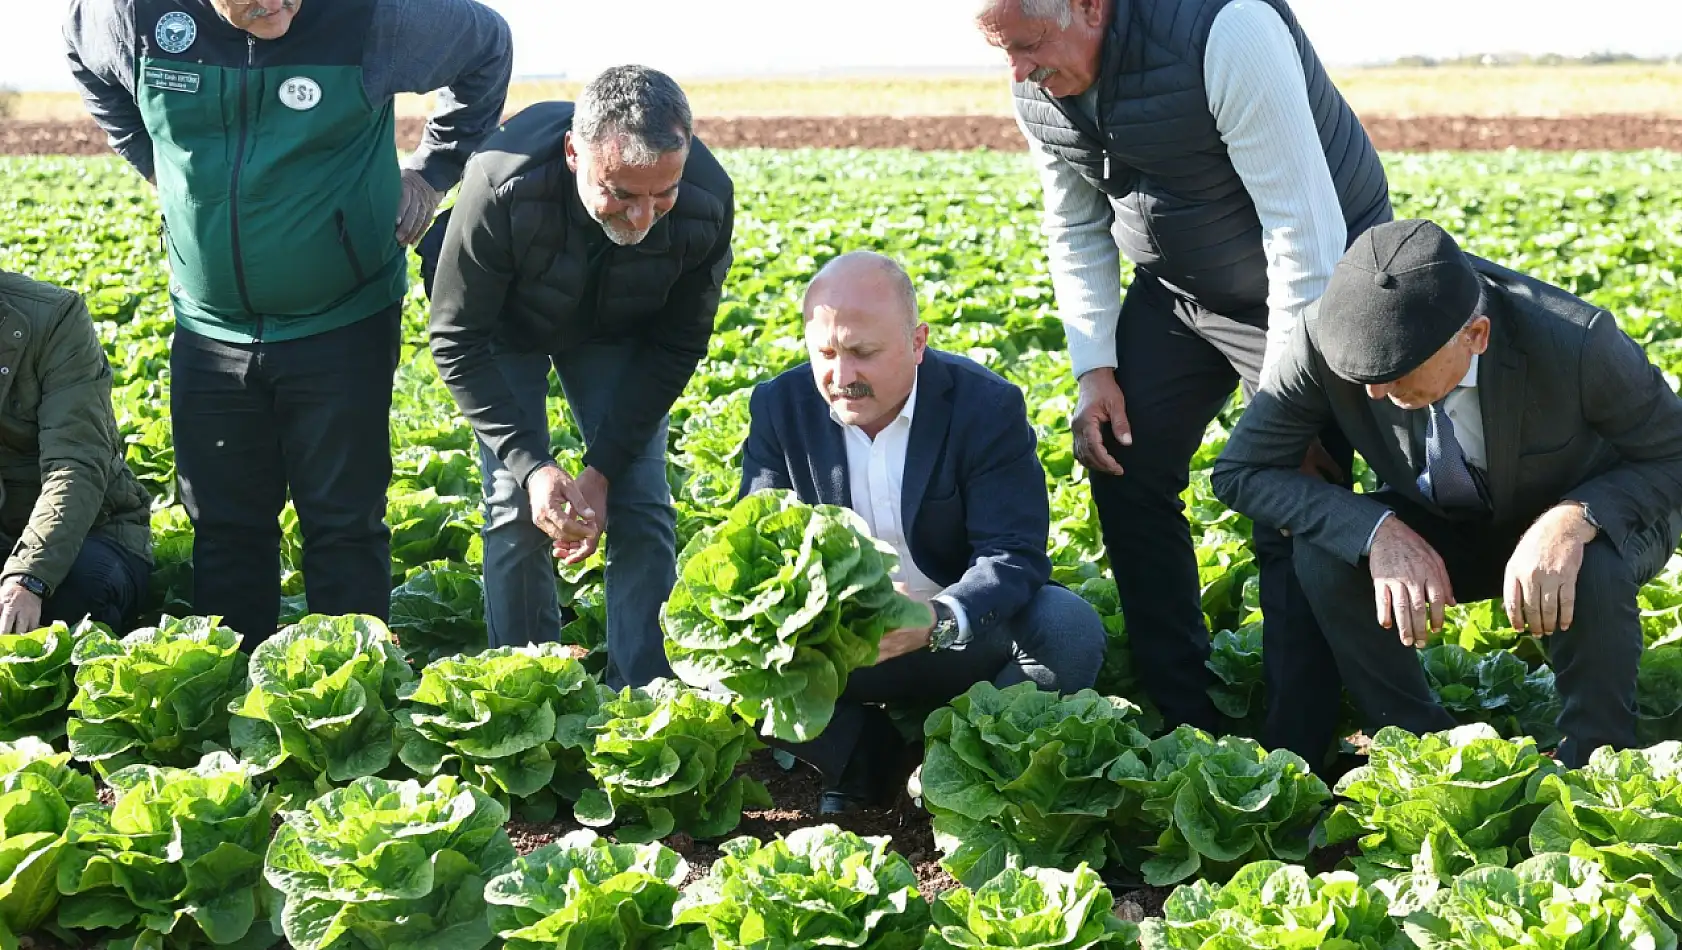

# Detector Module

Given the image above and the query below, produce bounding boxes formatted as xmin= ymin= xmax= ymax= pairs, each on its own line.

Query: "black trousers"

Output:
xmin=40 ymin=535 xmax=150 ymax=632
xmin=170 ymin=306 xmax=401 ymax=645
xmin=1091 ymin=273 xmax=1353 ymax=764
xmin=1294 ymin=490 xmax=1659 ymax=770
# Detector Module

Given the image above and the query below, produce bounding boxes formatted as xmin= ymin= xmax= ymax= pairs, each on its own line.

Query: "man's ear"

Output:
xmin=563 ymin=131 xmax=579 ymax=174
xmin=1077 ymin=0 xmax=1110 ymax=29
xmin=913 ymin=322 xmax=930 ymax=362
xmin=1466 ymin=314 xmax=1492 ymax=355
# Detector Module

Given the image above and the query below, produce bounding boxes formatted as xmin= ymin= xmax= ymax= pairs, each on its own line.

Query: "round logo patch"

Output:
xmin=155 ymin=12 xmax=196 ymax=54
xmin=278 ymin=77 xmax=322 ymax=111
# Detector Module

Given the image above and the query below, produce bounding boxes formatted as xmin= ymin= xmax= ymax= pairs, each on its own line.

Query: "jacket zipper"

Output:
xmin=230 ymin=35 xmax=261 ymax=341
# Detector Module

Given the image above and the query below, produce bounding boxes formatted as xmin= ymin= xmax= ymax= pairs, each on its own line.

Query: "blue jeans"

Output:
xmin=476 ymin=343 xmax=677 ymax=690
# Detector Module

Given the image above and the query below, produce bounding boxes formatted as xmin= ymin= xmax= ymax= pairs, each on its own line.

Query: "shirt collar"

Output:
xmin=1458 ymin=353 xmax=1480 ymax=390
xmin=829 ymin=376 xmax=919 ymax=434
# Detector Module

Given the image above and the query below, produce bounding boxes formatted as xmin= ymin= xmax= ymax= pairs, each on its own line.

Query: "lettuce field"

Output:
xmin=2 ymin=148 xmax=1682 ymax=948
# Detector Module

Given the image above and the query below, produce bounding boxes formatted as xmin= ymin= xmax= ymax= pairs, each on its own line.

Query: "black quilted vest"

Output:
xmin=1013 ymin=0 xmax=1393 ymax=317
xmin=434 ymin=101 xmax=733 ymax=354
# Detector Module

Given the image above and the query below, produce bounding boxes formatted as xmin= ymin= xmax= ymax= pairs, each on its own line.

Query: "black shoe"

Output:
xmin=817 ymin=706 xmax=911 ymax=815
xmin=818 ymin=789 xmax=871 ymax=816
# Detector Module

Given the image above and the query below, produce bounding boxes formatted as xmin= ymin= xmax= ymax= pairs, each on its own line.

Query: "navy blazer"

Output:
xmin=739 ymin=349 xmax=1052 ymax=642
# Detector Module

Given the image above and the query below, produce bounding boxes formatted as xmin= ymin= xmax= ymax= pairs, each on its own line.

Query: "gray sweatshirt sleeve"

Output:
xmin=1205 ymin=0 xmax=1349 ymax=381
xmin=63 ymin=0 xmax=154 ymax=182
xmin=365 ymin=0 xmax=514 ymax=193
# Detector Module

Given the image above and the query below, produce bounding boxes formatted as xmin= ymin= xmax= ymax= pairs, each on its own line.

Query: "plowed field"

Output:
xmin=4 ymin=113 xmax=1680 ymax=155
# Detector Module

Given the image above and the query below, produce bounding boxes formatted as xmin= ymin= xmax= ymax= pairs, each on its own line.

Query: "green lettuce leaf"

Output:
xmin=228 ymin=614 xmax=415 ymax=803
xmin=263 ymin=774 xmax=516 ymax=950
xmin=1140 ymin=859 xmax=1402 ymax=950
xmin=921 ymin=681 xmax=1151 ymax=888
xmin=1119 ymin=726 xmax=1330 ymax=887
xmin=673 ymin=825 xmax=928 ymax=949
xmin=1527 ymin=740 xmax=1682 ymax=927
xmin=1399 ymin=852 xmax=1676 ymax=949
xmin=67 ymin=616 xmax=248 ymax=777
xmin=484 ymin=829 xmax=688 ymax=950
xmin=395 ymin=643 xmax=608 ymax=821
xmin=661 ymin=489 xmax=933 ymax=743
xmin=927 ymin=863 xmax=1139 ymax=949
xmin=574 ymin=678 xmax=769 ymax=844
xmin=1315 ymin=724 xmax=1558 ymax=884
xmin=56 ymin=752 xmax=280 ymax=950
xmin=0 ymin=736 xmax=98 ymax=946
xmin=0 ymin=621 xmax=84 ymax=743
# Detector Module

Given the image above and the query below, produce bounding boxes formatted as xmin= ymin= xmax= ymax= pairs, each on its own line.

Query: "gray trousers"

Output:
xmin=476 ymin=343 xmax=677 ymax=690
xmin=777 ymin=584 xmax=1108 ymax=780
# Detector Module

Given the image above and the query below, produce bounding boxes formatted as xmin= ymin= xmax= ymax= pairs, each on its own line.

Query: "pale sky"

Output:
xmin=3 ymin=0 xmax=1678 ymax=91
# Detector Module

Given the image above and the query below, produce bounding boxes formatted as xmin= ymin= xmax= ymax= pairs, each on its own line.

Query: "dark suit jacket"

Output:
xmin=1212 ymin=256 xmax=1682 ymax=579
xmin=739 ymin=349 xmax=1052 ymax=643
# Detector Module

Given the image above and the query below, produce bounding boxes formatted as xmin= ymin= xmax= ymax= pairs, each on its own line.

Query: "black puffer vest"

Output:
xmin=425 ymin=101 xmax=732 ymax=354
xmin=1014 ymin=0 xmax=1393 ymax=316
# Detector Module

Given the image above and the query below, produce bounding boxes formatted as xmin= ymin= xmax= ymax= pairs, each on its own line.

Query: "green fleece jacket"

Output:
xmin=0 ymin=272 xmax=151 ymax=595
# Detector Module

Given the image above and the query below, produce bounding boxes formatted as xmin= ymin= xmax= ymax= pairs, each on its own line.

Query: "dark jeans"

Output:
xmin=474 ymin=343 xmax=677 ymax=691
xmin=776 ymin=584 xmax=1109 ymax=781
xmin=41 ymin=535 xmax=150 ymax=632
xmin=1295 ymin=490 xmax=1666 ymax=770
xmin=170 ymin=307 xmax=401 ymax=645
xmin=1091 ymin=273 xmax=1353 ymax=760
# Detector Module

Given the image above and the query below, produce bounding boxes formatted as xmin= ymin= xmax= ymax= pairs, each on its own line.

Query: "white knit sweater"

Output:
xmin=1019 ymin=0 xmax=1351 ymax=384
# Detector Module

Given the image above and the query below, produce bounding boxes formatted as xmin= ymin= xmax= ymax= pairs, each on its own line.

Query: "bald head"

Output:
xmin=804 ymin=250 xmax=920 ymax=333
xmin=802 ymin=251 xmax=929 ymax=439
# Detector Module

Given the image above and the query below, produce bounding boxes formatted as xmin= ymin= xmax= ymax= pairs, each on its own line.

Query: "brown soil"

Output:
xmin=4 ymin=113 xmax=1681 ymax=156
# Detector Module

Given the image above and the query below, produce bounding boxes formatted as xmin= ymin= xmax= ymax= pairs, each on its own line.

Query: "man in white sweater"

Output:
xmin=976 ymin=0 xmax=1394 ymax=770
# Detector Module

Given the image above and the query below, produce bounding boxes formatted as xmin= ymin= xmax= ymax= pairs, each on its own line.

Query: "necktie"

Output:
xmin=1416 ymin=400 xmax=1484 ymax=511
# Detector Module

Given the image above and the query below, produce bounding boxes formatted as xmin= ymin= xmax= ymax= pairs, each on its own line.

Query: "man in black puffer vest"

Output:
xmin=424 ymin=66 xmax=734 ymax=690
xmin=976 ymin=0 xmax=1392 ymax=770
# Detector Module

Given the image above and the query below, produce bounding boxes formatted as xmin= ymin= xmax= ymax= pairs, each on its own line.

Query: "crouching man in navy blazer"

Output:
xmin=740 ymin=250 xmax=1107 ymax=814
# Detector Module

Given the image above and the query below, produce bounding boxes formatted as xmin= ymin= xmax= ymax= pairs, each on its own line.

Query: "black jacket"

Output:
xmin=739 ymin=349 xmax=1053 ymax=647
xmin=1212 ymin=256 xmax=1682 ymax=579
xmin=425 ymin=101 xmax=734 ymax=485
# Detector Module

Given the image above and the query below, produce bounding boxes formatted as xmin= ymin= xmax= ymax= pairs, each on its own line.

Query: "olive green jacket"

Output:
xmin=0 ymin=272 xmax=151 ymax=594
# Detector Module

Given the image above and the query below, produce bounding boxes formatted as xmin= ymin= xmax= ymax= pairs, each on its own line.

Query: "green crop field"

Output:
xmin=4 ymin=148 xmax=1682 ymax=948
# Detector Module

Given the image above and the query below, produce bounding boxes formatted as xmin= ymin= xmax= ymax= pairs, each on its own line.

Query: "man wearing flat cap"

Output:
xmin=1212 ymin=218 xmax=1682 ymax=769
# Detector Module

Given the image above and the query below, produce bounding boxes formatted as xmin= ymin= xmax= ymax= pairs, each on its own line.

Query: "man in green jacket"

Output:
xmin=0 ymin=272 xmax=152 ymax=635
xmin=64 ymin=0 xmax=513 ymax=643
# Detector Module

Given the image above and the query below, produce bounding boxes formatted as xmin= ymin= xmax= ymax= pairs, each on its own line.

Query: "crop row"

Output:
xmin=5 ymin=609 xmax=1682 ymax=949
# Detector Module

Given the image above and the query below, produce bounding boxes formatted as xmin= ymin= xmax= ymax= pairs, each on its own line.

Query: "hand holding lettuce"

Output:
xmin=661 ymin=490 xmax=931 ymax=743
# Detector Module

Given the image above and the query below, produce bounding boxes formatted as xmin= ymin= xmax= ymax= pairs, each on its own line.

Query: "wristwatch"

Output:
xmin=928 ymin=601 xmax=961 ymax=652
xmin=9 ymin=574 xmax=45 ymax=597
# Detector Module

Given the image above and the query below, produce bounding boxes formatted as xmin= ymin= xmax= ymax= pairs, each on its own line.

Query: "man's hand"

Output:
xmin=1369 ymin=517 xmax=1455 ymax=648
xmin=550 ymin=467 xmax=611 ymax=564
xmin=396 ymin=169 xmax=442 ymax=247
xmin=1073 ymin=369 xmax=1131 ymax=477
xmin=1504 ymin=504 xmax=1598 ymax=636
xmin=1300 ymin=437 xmax=1344 ymax=483
xmin=0 ymin=581 xmax=43 ymax=635
xmin=527 ymin=463 xmax=600 ymax=562
xmin=875 ymin=581 xmax=933 ymax=663
xmin=876 ymin=623 xmax=933 ymax=665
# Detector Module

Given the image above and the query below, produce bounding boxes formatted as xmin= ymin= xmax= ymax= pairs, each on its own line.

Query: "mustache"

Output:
xmin=244 ymin=0 xmax=299 ymax=17
xmin=1028 ymin=66 xmax=1057 ymax=84
xmin=831 ymin=382 xmax=873 ymax=400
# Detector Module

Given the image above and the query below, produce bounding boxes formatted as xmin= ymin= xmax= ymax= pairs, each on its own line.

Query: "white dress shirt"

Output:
xmin=1018 ymin=0 xmax=1349 ymax=383
xmin=830 ymin=379 xmax=970 ymax=635
xmin=1443 ymin=353 xmax=1486 ymax=470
